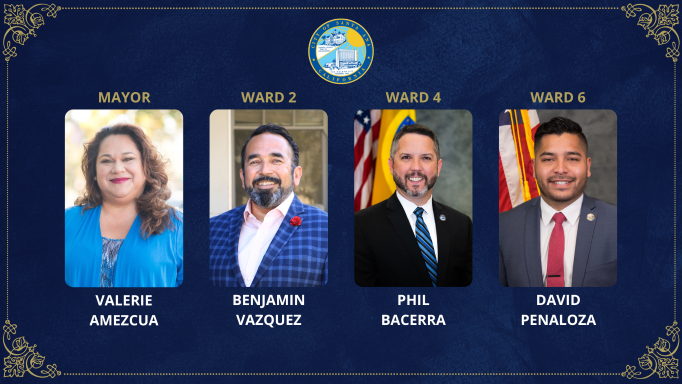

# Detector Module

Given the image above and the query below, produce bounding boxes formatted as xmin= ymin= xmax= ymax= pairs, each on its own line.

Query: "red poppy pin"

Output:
xmin=290 ymin=216 xmax=302 ymax=226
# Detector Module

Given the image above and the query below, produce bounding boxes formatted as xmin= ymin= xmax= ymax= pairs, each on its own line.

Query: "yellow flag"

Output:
xmin=370 ymin=110 xmax=417 ymax=205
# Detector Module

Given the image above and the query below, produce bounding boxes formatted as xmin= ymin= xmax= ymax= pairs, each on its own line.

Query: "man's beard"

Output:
xmin=245 ymin=175 xmax=294 ymax=209
xmin=393 ymin=171 xmax=437 ymax=198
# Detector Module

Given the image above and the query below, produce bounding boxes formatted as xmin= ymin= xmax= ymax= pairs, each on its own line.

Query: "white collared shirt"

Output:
xmin=238 ymin=193 xmax=295 ymax=287
xmin=395 ymin=193 xmax=439 ymax=261
xmin=539 ymin=194 xmax=583 ymax=287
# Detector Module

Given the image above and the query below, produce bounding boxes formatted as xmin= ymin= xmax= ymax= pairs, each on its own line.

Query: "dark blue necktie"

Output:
xmin=414 ymin=207 xmax=438 ymax=287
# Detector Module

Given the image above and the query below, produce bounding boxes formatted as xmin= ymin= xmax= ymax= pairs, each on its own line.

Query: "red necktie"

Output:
xmin=547 ymin=212 xmax=566 ymax=287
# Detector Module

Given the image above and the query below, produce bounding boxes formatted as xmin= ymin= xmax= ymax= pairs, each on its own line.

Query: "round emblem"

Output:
xmin=440 ymin=214 xmax=446 ymax=221
xmin=587 ymin=213 xmax=595 ymax=221
xmin=309 ymin=19 xmax=373 ymax=84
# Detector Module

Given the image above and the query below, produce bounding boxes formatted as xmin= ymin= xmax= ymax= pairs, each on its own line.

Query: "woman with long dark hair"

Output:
xmin=66 ymin=123 xmax=182 ymax=287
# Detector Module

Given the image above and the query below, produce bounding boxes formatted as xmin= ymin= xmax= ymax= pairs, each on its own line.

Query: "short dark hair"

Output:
xmin=389 ymin=124 xmax=441 ymax=160
xmin=534 ymin=117 xmax=588 ymax=154
xmin=240 ymin=123 xmax=299 ymax=171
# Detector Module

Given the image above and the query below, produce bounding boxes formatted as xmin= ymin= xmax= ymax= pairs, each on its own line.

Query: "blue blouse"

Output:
xmin=65 ymin=205 xmax=183 ymax=287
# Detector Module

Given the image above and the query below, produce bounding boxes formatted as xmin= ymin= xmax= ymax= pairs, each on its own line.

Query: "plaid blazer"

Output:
xmin=210 ymin=194 xmax=328 ymax=287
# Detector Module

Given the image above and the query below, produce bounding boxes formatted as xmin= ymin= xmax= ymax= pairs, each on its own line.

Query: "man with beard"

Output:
xmin=499 ymin=117 xmax=617 ymax=287
xmin=210 ymin=124 xmax=328 ymax=287
xmin=354 ymin=124 xmax=472 ymax=287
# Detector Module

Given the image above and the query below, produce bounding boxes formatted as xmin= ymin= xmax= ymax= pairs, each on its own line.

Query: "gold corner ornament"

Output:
xmin=622 ymin=322 xmax=679 ymax=379
xmin=3 ymin=320 xmax=60 ymax=378
xmin=3 ymin=3 xmax=60 ymax=62
xmin=622 ymin=4 xmax=680 ymax=62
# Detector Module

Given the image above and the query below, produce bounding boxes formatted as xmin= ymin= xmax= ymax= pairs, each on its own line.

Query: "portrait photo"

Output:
xmin=354 ymin=110 xmax=473 ymax=287
xmin=209 ymin=109 xmax=328 ymax=287
xmin=65 ymin=110 xmax=184 ymax=288
xmin=499 ymin=109 xmax=617 ymax=287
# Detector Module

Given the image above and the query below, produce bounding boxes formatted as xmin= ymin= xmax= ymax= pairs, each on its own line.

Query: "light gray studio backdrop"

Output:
xmin=416 ymin=110 xmax=473 ymax=219
xmin=536 ymin=110 xmax=617 ymax=205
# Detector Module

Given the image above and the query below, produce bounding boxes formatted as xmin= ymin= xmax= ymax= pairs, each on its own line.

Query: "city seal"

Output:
xmin=308 ymin=19 xmax=373 ymax=84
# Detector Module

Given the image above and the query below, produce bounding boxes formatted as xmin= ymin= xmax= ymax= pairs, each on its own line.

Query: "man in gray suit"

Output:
xmin=499 ymin=117 xmax=617 ymax=287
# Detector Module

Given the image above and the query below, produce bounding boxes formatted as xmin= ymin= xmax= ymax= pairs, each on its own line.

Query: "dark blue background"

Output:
xmin=4 ymin=1 xmax=677 ymax=382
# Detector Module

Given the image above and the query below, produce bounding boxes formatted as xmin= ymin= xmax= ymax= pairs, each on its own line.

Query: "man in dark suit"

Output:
xmin=499 ymin=117 xmax=617 ymax=287
xmin=355 ymin=124 xmax=472 ymax=287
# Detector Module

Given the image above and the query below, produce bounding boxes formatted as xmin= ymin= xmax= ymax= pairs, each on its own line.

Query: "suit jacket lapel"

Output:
xmin=250 ymin=195 xmax=304 ymax=287
xmin=229 ymin=206 xmax=247 ymax=287
xmin=572 ymin=195 xmax=597 ymax=287
xmin=525 ymin=198 xmax=544 ymax=287
xmin=433 ymin=201 xmax=450 ymax=287
xmin=386 ymin=193 xmax=432 ymax=286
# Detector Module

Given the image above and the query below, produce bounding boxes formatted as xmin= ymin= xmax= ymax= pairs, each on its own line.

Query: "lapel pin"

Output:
xmin=290 ymin=216 xmax=302 ymax=226
xmin=587 ymin=213 xmax=595 ymax=221
xmin=439 ymin=214 xmax=446 ymax=221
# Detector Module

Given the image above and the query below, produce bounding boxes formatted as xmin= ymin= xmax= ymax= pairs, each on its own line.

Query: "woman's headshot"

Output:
xmin=65 ymin=110 xmax=183 ymax=287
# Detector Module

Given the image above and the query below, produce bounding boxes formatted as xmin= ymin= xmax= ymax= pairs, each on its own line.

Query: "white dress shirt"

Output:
xmin=539 ymin=194 xmax=583 ymax=287
xmin=395 ymin=193 xmax=439 ymax=261
xmin=238 ymin=193 xmax=295 ymax=287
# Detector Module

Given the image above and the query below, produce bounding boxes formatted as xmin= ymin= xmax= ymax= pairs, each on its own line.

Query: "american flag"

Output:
xmin=354 ymin=110 xmax=381 ymax=212
xmin=499 ymin=109 xmax=541 ymax=212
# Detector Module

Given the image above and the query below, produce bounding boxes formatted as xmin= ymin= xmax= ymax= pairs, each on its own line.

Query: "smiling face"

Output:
xmin=533 ymin=133 xmax=591 ymax=211
xmin=95 ymin=134 xmax=146 ymax=206
xmin=389 ymin=133 xmax=442 ymax=203
xmin=240 ymin=133 xmax=302 ymax=209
